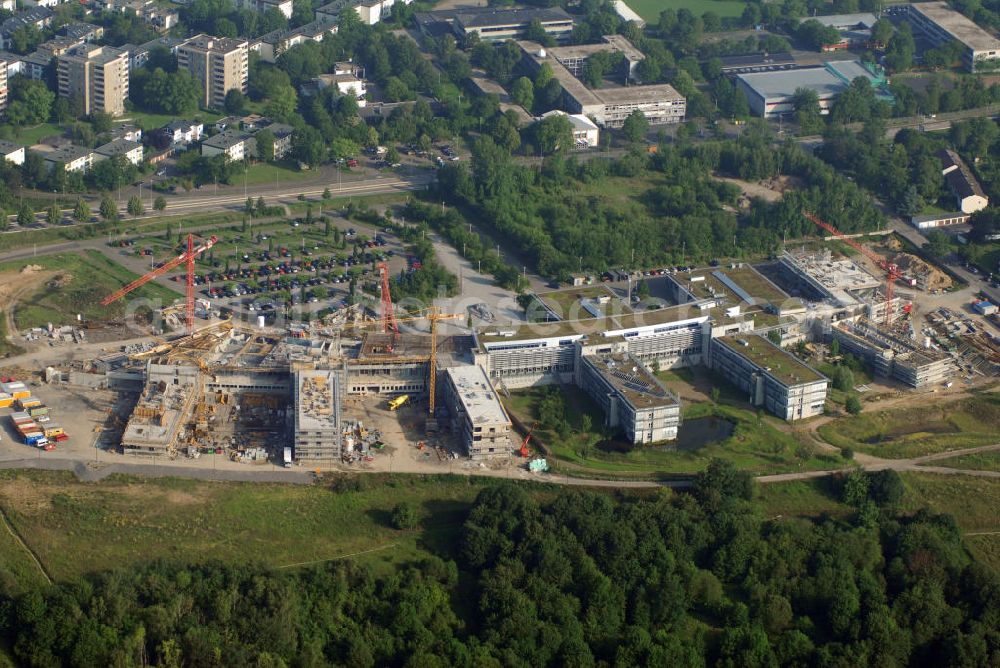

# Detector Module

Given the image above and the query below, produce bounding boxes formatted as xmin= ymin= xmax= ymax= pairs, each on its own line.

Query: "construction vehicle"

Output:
xmin=518 ymin=423 xmax=536 ymax=458
xmin=102 ymin=234 xmax=219 ymax=335
xmin=388 ymin=394 xmax=410 ymax=411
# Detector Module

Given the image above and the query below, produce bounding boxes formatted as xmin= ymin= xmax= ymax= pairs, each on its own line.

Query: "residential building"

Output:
xmin=0 ymin=140 xmax=25 ymax=165
xmin=0 ymin=0 xmax=12 ymax=11
xmin=314 ymin=72 xmax=367 ymax=106
xmin=160 ymin=120 xmax=204 ymax=145
xmin=905 ymin=2 xmax=1000 ymax=72
xmin=260 ymin=122 xmax=294 ymax=159
xmin=36 ymin=145 xmax=96 ymax=172
xmin=127 ymin=36 xmax=186 ymax=71
xmin=0 ymin=56 xmax=7 ymax=113
xmin=0 ymin=8 xmax=53 ymax=51
xmin=578 ymin=352 xmax=681 ymax=444
xmin=441 ymin=365 xmax=512 ymax=459
xmin=57 ymin=44 xmax=130 ymax=117
xmin=22 ymin=51 xmax=52 ymax=80
xmin=292 ymin=370 xmax=342 ymax=461
xmin=176 ymin=34 xmax=249 ymax=109
xmin=735 ymin=60 xmax=890 ymax=117
xmin=109 ymin=124 xmax=142 ymax=143
xmin=61 ymin=22 xmax=104 ymax=43
xmin=95 ymin=138 xmax=144 ymax=166
xmin=451 ymin=6 xmax=574 ymax=41
xmin=314 ymin=0 xmax=413 ymax=26
xmin=36 ymin=36 xmax=84 ymax=59
xmin=236 ymin=0 xmax=293 ymax=19
xmin=250 ymin=21 xmax=338 ymax=63
xmin=201 ymin=129 xmax=253 ymax=161
xmin=937 ymin=148 xmax=989 ymax=213
xmin=709 ymin=335 xmax=828 ymax=421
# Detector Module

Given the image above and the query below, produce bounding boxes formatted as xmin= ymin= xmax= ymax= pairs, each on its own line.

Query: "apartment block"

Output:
xmin=176 ymin=34 xmax=248 ymax=109
xmin=578 ymin=352 xmax=681 ymax=444
xmin=710 ymin=335 xmax=828 ymax=421
xmin=57 ymin=44 xmax=129 ymax=116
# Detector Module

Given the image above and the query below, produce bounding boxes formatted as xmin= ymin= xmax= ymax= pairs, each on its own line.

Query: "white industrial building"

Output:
xmin=441 ymin=365 xmax=512 ymax=459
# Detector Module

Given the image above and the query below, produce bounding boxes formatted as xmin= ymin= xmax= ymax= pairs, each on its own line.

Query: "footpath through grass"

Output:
xmin=817 ymin=394 xmax=1000 ymax=459
xmin=0 ymin=470 xmax=531 ymax=583
xmin=933 ymin=449 xmax=1000 ymax=472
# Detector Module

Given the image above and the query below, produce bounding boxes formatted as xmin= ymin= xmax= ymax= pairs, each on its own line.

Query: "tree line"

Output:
xmin=1 ymin=464 xmax=999 ymax=666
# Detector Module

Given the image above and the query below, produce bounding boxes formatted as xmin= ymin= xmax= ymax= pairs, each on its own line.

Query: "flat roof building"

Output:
xmin=452 ymin=7 xmax=574 ymax=42
xmin=57 ymin=44 xmax=129 ymax=117
xmin=177 ymin=34 xmax=248 ymax=109
xmin=906 ymin=2 xmax=1000 ymax=72
xmin=519 ymin=40 xmax=685 ymax=127
xmin=830 ymin=319 xmax=954 ymax=388
xmin=579 ymin=352 xmax=681 ymax=443
xmin=441 ymin=365 xmax=511 ymax=459
xmin=293 ymin=370 xmax=342 ymax=461
xmin=735 ymin=60 xmax=889 ymax=117
xmin=710 ymin=335 xmax=828 ymax=421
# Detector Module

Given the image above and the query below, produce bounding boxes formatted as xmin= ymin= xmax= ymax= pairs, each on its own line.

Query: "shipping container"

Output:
xmin=2 ymin=382 xmax=30 ymax=400
xmin=11 ymin=411 xmax=30 ymax=422
xmin=17 ymin=425 xmax=39 ymax=435
xmin=16 ymin=398 xmax=41 ymax=410
xmin=53 ymin=433 xmax=68 ymax=442
xmin=28 ymin=406 xmax=48 ymax=417
xmin=42 ymin=425 xmax=63 ymax=437
xmin=0 ymin=393 xmax=12 ymax=408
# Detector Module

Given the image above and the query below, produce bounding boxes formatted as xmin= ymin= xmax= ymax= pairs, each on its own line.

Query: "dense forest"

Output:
xmin=2 ymin=463 xmax=998 ymax=667
xmin=419 ymin=128 xmax=885 ymax=281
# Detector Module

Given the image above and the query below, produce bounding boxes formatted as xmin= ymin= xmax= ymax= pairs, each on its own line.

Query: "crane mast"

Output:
xmin=802 ymin=212 xmax=902 ymax=326
xmin=102 ymin=233 xmax=218 ymax=335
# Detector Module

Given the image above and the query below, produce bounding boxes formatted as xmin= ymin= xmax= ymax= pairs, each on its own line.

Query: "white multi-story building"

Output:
xmin=578 ymin=352 xmax=681 ymax=444
xmin=709 ymin=335 xmax=828 ymax=421
xmin=441 ymin=365 xmax=512 ymax=459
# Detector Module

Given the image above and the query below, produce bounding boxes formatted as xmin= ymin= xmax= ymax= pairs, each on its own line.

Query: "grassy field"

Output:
xmin=932 ymin=449 xmax=1000 ymax=472
xmin=818 ymin=394 xmax=1000 ymax=459
xmin=0 ymin=471 xmax=522 ymax=582
xmin=756 ymin=478 xmax=851 ymax=519
xmin=900 ymin=473 xmax=1000 ymax=572
xmin=0 ymin=510 xmax=49 ymax=596
xmin=240 ymin=161 xmax=317 ymax=187
xmin=0 ymin=250 xmax=180 ymax=329
xmin=625 ymin=0 xmax=748 ymax=21
xmin=506 ymin=386 xmax=841 ymax=477
xmin=11 ymin=123 xmax=64 ymax=144
xmin=120 ymin=110 xmax=224 ymax=130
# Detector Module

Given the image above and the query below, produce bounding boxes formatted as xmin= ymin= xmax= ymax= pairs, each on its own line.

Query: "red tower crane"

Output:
xmin=518 ymin=423 xmax=535 ymax=458
xmin=102 ymin=233 xmax=219 ymax=335
xmin=376 ymin=260 xmax=399 ymax=334
xmin=802 ymin=211 xmax=904 ymax=326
